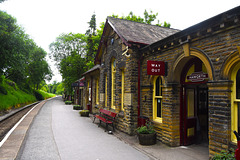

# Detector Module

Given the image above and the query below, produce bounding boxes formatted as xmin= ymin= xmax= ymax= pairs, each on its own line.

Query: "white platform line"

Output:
xmin=0 ymin=103 xmax=39 ymax=148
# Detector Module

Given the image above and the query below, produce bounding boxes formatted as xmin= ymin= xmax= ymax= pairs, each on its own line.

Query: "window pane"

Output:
xmin=187 ymin=89 xmax=195 ymax=118
xmin=157 ymin=98 xmax=161 ymax=117
xmin=156 ymin=77 xmax=161 ymax=96
xmin=236 ymin=70 xmax=240 ymax=99
xmin=238 ymin=103 xmax=240 ymax=133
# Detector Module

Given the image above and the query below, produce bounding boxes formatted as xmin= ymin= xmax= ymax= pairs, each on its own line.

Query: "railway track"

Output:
xmin=0 ymin=102 xmax=39 ymax=142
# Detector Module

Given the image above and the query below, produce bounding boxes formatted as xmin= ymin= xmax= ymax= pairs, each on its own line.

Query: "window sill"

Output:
xmin=153 ymin=118 xmax=162 ymax=124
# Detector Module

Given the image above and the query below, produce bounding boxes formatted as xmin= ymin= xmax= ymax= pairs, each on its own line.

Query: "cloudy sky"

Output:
xmin=0 ymin=0 xmax=239 ymax=83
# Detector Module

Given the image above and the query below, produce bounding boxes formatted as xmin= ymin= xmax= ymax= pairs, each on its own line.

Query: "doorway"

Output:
xmin=181 ymin=85 xmax=209 ymax=145
xmin=180 ymin=57 xmax=209 ymax=146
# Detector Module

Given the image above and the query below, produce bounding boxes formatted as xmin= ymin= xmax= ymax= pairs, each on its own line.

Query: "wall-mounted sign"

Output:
xmin=100 ymin=93 xmax=104 ymax=102
xmin=147 ymin=60 xmax=165 ymax=75
xmin=124 ymin=93 xmax=132 ymax=106
xmin=79 ymin=81 xmax=85 ymax=87
xmin=187 ymin=71 xmax=208 ymax=82
xmin=71 ymin=83 xmax=79 ymax=87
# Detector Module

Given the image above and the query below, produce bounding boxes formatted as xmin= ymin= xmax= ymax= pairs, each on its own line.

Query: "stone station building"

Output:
xmin=76 ymin=6 xmax=240 ymax=158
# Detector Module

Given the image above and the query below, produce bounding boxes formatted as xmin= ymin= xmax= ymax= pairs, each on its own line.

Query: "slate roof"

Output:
xmin=107 ymin=17 xmax=180 ymax=45
xmin=82 ymin=64 xmax=100 ymax=76
xmin=141 ymin=5 xmax=240 ymax=52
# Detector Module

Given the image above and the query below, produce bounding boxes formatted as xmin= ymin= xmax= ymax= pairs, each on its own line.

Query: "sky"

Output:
xmin=0 ymin=0 xmax=239 ymax=83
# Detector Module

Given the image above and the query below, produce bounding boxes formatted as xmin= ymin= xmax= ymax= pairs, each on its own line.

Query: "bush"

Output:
xmin=0 ymin=85 xmax=7 ymax=95
xmin=33 ymin=90 xmax=44 ymax=101
xmin=211 ymin=149 xmax=235 ymax=160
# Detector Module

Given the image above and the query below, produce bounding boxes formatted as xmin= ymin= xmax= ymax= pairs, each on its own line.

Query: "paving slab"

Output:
xmin=17 ymin=97 xmax=151 ymax=160
xmin=0 ymin=96 xmax=209 ymax=160
xmin=0 ymin=101 xmax=46 ymax=160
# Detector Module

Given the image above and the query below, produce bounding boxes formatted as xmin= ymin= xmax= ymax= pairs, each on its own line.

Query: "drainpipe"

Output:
xmin=138 ymin=54 xmax=146 ymax=127
xmin=138 ymin=58 xmax=141 ymax=126
xmin=91 ymin=76 xmax=93 ymax=113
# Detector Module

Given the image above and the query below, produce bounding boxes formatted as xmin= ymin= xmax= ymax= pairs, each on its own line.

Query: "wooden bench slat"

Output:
xmin=93 ymin=108 xmax=116 ymax=132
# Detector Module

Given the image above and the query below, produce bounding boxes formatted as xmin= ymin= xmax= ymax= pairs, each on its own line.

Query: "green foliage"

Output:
xmin=60 ymin=53 xmax=87 ymax=94
xmin=49 ymin=32 xmax=87 ymax=65
xmin=0 ymin=77 xmax=36 ymax=111
xmin=65 ymin=101 xmax=72 ymax=105
xmin=48 ymin=81 xmax=64 ymax=95
xmin=33 ymin=90 xmax=44 ymax=101
xmin=79 ymin=110 xmax=90 ymax=117
xmin=211 ymin=149 xmax=235 ymax=160
xmin=73 ymin=105 xmax=83 ymax=110
xmin=0 ymin=11 xmax=52 ymax=90
xmin=0 ymin=84 xmax=7 ymax=95
xmin=49 ymin=10 xmax=171 ymax=96
xmin=49 ymin=32 xmax=87 ymax=93
xmin=27 ymin=47 xmax=52 ymax=89
xmin=56 ymin=82 xmax=64 ymax=95
xmin=85 ymin=13 xmax=100 ymax=67
xmin=111 ymin=10 xmax=171 ymax=28
xmin=33 ymin=89 xmax=55 ymax=101
xmin=136 ymin=121 xmax=155 ymax=134
xmin=80 ymin=110 xmax=89 ymax=113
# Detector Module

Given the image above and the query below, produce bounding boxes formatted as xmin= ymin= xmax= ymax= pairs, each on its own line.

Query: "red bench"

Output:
xmin=93 ymin=108 xmax=117 ymax=132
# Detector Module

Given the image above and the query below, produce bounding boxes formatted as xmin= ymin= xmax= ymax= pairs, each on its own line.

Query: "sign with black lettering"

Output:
xmin=187 ymin=72 xmax=208 ymax=82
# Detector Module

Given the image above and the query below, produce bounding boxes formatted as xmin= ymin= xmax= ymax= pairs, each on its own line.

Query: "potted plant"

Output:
xmin=65 ymin=101 xmax=72 ymax=105
xmin=73 ymin=105 xmax=83 ymax=110
xmin=79 ymin=110 xmax=90 ymax=117
xmin=136 ymin=121 xmax=156 ymax=145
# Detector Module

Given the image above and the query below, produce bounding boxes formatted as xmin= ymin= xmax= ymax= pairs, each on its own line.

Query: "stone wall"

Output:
xmin=140 ymin=23 xmax=240 ymax=155
xmin=98 ymin=29 xmax=140 ymax=135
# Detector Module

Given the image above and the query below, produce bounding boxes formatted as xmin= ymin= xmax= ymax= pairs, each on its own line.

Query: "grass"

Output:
xmin=0 ymin=86 xmax=36 ymax=111
xmin=36 ymin=90 xmax=55 ymax=100
xmin=0 ymin=78 xmax=55 ymax=111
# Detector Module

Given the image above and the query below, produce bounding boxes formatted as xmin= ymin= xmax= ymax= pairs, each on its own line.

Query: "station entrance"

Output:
xmin=180 ymin=57 xmax=209 ymax=146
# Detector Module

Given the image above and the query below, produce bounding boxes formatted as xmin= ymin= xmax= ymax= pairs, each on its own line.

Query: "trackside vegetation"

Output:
xmin=0 ymin=76 xmax=55 ymax=112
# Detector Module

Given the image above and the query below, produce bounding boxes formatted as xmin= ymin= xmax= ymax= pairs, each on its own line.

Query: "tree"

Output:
xmin=59 ymin=53 xmax=86 ymax=94
xmin=0 ymin=11 xmax=52 ymax=88
xmin=27 ymin=47 xmax=52 ymax=89
xmin=49 ymin=33 xmax=87 ymax=69
xmin=49 ymin=33 xmax=87 ymax=93
xmin=0 ymin=0 xmax=7 ymax=3
xmin=85 ymin=13 xmax=100 ymax=69
xmin=56 ymin=82 xmax=64 ymax=95
xmin=111 ymin=10 xmax=171 ymax=27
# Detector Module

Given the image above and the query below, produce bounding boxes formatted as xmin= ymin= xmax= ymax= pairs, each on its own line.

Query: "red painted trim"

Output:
xmin=137 ymin=58 xmax=141 ymax=126
xmin=180 ymin=86 xmax=183 ymax=145
xmin=107 ymin=20 xmax=131 ymax=47
xmin=137 ymin=55 xmax=144 ymax=126
xmin=127 ymin=40 xmax=149 ymax=46
xmin=90 ymin=77 xmax=93 ymax=113
xmin=95 ymin=19 xmax=109 ymax=64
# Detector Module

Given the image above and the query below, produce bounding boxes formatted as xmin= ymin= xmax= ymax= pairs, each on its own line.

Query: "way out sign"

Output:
xmin=147 ymin=60 xmax=165 ymax=76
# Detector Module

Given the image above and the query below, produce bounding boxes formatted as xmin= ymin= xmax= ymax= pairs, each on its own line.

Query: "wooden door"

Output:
xmin=182 ymin=86 xmax=197 ymax=145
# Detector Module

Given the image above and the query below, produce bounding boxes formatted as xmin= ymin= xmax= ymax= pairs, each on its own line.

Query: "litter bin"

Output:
xmin=87 ymin=104 xmax=91 ymax=113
